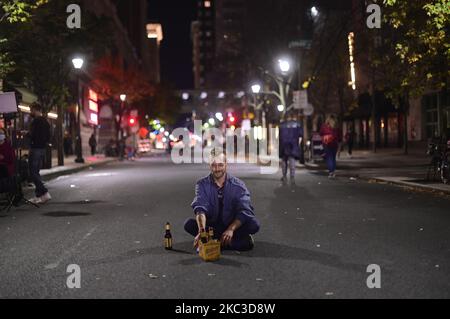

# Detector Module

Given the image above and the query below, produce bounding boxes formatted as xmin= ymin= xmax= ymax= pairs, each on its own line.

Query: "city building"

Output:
xmin=146 ymin=23 xmax=164 ymax=84
xmin=191 ymin=21 xmax=202 ymax=89
xmin=193 ymin=0 xmax=216 ymax=89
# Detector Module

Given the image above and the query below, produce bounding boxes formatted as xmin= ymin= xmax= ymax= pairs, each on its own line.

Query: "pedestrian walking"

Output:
xmin=320 ymin=115 xmax=341 ymax=179
xmin=279 ymin=112 xmax=303 ymax=184
xmin=345 ymin=125 xmax=355 ymax=158
xmin=27 ymin=102 xmax=52 ymax=204
xmin=89 ymin=133 xmax=97 ymax=156
xmin=63 ymin=131 xmax=73 ymax=157
xmin=125 ymin=135 xmax=136 ymax=160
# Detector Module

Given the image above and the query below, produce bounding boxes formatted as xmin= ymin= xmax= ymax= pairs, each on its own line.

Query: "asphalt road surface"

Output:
xmin=0 ymin=155 xmax=449 ymax=298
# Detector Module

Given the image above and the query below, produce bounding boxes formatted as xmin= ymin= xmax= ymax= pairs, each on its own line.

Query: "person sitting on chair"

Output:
xmin=0 ymin=128 xmax=15 ymax=179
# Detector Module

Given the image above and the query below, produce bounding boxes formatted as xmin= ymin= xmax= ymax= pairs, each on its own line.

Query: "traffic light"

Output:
xmin=129 ymin=117 xmax=137 ymax=126
xmin=227 ymin=113 xmax=236 ymax=124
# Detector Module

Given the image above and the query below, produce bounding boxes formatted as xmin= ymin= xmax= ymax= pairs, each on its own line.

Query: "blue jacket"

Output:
xmin=191 ymin=174 xmax=256 ymax=226
xmin=279 ymin=120 xmax=303 ymax=159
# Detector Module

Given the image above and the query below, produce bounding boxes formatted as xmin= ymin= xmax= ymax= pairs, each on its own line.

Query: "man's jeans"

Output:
xmin=184 ymin=217 xmax=260 ymax=251
xmin=281 ymin=156 xmax=296 ymax=178
xmin=324 ymin=146 xmax=337 ymax=173
xmin=29 ymin=148 xmax=48 ymax=197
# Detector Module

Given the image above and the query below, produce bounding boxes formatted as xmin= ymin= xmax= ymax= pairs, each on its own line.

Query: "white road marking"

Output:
xmin=44 ymin=226 xmax=98 ymax=270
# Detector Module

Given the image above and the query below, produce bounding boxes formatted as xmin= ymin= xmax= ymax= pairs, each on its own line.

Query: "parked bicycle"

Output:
xmin=426 ymin=137 xmax=450 ymax=184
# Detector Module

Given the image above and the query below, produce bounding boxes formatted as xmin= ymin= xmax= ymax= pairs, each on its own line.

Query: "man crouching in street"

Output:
xmin=184 ymin=149 xmax=260 ymax=251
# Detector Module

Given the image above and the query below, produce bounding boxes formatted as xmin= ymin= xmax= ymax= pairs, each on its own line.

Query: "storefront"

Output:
xmin=422 ymin=90 xmax=450 ymax=140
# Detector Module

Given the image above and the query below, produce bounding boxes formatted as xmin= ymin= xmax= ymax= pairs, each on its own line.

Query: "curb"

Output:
xmin=366 ymin=177 xmax=450 ymax=196
xmin=41 ymin=159 xmax=117 ymax=182
xmin=297 ymin=162 xmax=450 ymax=196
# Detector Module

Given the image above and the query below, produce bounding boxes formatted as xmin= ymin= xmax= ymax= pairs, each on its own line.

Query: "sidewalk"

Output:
xmin=304 ymin=147 xmax=450 ymax=195
xmin=40 ymin=154 xmax=116 ymax=181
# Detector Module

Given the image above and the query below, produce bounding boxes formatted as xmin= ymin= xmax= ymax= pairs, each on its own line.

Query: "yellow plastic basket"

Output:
xmin=199 ymin=240 xmax=221 ymax=262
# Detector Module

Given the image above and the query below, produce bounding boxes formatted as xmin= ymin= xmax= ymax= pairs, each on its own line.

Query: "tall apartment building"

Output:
xmin=191 ymin=21 xmax=202 ymax=89
xmin=213 ymin=0 xmax=246 ymax=89
xmin=193 ymin=0 xmax=216 ymax=89
xmin=113 ymin=0 xmax=157 ymax=79
xmin=146 ymin=23 xmax=163 ymax=84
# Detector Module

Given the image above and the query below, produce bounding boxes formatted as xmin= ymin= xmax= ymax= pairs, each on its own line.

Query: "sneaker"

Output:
xmin=230 ymin=234 xmax=254 ymax=252
xmin=248 ymin=234 xmax=255 ymax=250
xmin=328 ymin=173 xmax=336 ymax=179
xmin=12 ymin=193 xmax=24 ymax=207
xmin=29 ymin=197 xmax=42 ymax=204
xmin=39 ymin=192 xmax=52 ymax=204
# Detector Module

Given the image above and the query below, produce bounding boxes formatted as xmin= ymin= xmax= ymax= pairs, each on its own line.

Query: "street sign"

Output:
xmin=293 ymin=91 xmax=308 ymax=110
xmin=0 ymin=92 xmax=18 ymax=113
xmin=303 ymin=103 xmax=314 ymax=116
xmin=289 ymin=40 xmax=312 ymax=49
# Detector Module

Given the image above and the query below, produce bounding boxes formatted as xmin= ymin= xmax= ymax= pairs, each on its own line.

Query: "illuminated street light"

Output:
xmin=311 ymin=6 xmax=319 ymax=17
xmin=215 ymin=112 xmax=224 ymax=121
xmin=182 ymin=93 xmax=190 ymax=100
xmin=277 ymin=104 xmax=285 ymax=112
xmin=72 ymin=57 xmax=84 ymax=69
xmin=251 ymin=84 xmax=261 ymax=94
xmin=278 ymin=59 xmax=291 ymax=73
xmin=72 ymin=56 xmax=85 ymax=164
xmin=208 ymin=118 xmax=216 ymax=126
xmin=120 ymin=94 xmax=127 ymax=102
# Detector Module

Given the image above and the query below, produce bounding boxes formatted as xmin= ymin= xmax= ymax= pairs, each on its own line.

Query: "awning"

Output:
xmin=14 ymin=86 xmax=38 ymax=105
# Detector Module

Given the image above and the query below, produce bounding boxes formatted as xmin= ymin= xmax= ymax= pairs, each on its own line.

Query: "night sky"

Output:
xmin=147 ymin=0 xmax=197 ymax=89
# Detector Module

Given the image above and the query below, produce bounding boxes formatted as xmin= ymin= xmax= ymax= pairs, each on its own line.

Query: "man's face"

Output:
xmin=210 ymin=155 xmax=227 ymax=180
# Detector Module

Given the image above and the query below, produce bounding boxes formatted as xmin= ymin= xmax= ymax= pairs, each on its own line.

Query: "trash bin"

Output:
xmin=44 ymin=144 xmax=52 ymax=169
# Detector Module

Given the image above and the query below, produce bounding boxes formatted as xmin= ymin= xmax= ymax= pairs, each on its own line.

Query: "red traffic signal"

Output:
xmin=129 ymin=117 xmax=137 ymax=126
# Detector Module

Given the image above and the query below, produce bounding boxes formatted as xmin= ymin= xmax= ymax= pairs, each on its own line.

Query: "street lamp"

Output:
xmin=215 ymin=112 xmax=224 ymax=121
xmin=251 ymin=84 xmax=261 ymax=94
xmin=250 ymin=83 xmax=264 ymax=127
xmin=277 ymin=104 xmax=285 ymax=112
xmin=119 ymin=94 xmax=127 ymax=142
xmin=72 ymin=57 xmax=85 ymax=164
xmin=311 ymin=6 xmax=319 ymax=17
xmin=278 ymin=59 xmax=291 ymax=73
xmin=72 ymin=58 xmax=84 ymax=70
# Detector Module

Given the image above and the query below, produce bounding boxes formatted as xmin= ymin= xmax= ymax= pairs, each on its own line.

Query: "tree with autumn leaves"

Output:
xmin=0 ymin=0 xmax=48 ymax=89
xmin=366 ymin=0 xmax=449 ymax=152
xmin=370 ymin=0 xmax=449 ymax=102
xmin=91 ymin=54 xmax=180 ymax=127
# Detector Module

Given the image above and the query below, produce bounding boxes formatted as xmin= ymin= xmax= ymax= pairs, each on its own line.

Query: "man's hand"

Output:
xmin=193 ymin=233 xmax=201 ymax=249
xmin=221 ymin=229 xmax=234 ymax=247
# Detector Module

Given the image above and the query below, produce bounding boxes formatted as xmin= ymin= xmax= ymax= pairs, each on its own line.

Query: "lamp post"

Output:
xmin=251 ymin=83 xmax=263 ymax=126
xmin=72 ymin=57 xmax=85 ymax=164
xmin=119 ymin=94 xmax=127 ymax=141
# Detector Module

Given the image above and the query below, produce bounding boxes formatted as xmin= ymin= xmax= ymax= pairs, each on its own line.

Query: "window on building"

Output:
xmin=423 ymin=93 xmax=439 ymax=139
